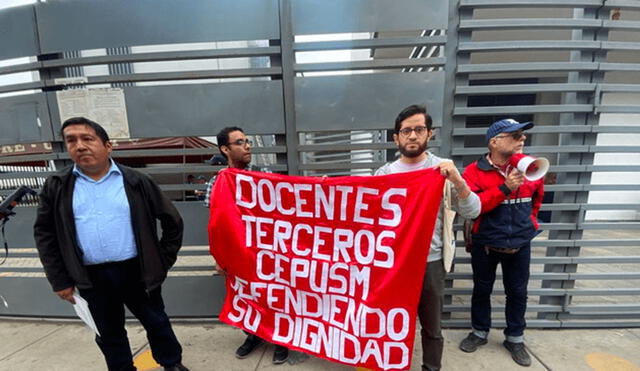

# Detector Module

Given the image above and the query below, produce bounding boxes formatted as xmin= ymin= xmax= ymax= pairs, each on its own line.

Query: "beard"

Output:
xmin=229 ymin=152 xmax=251 ymax=168
xmin=399 ymin=141 xmax=428 ymax=158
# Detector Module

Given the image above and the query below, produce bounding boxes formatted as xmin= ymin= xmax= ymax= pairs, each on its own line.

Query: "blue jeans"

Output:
xmin=470 ymin=243 xmax=530 ymax=342
xmin=79 ymin=258 xmax=182 ymax=371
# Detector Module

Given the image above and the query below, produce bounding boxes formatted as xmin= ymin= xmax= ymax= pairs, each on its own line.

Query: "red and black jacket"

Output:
xmin=462 ymin=155 xmax=544 ymax=250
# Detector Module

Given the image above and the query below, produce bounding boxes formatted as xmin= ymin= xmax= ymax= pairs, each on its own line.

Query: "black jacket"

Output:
xmin=34 ymin=163 xmax=183 ymax=292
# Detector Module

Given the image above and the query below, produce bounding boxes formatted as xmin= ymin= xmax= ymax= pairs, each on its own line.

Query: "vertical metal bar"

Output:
xmin=63 ymin=50 xmax=82 ymax=79
xmin=277 ymin=0 xmax=300 ymax=175
xmin=444 ymin=0 xmax=472 ymax=321
xmin=33 ymin=3 xmax=71 ymax=171
xmin=440 ymin=0 xmax=458 ymax=161
xmin=539 ymin=4 xmax=607 ymax=322
xmin=107 ymin=46 xmax=134 ymax=88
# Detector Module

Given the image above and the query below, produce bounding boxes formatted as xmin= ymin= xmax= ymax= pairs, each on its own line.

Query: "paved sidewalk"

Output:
xmin=1 ymin=319 xmax=639 ymax=371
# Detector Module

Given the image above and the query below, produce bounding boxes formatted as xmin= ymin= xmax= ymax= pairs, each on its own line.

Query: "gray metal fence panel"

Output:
xmin=35 ymin=0 xmax=280 ymax=54
xmin=90 ymin=82 xmax=283 ymax=139
xmin=295 ymin=72 xmax=445 ymax=132
xmin=447 ymin=0 xmax=640 ymax=328
xmin=0 ymin=0 xmax=638 ymax=327
xmin=0 ymin=276 xmax=222 ymax=318
xmin=0 ymin=94 xmax=54 ymax=145
xmin=44 ymin=83 xmax=284 ymax=141
xmin=2 ymin=203 xmax=210 ymax=249
xmin=0 ymin=5 xmax=38 ymax=60
xmin=0 ymin=278 xmax=76 ymax=317
xmin=175 ymin=202 xmax=209 ymax=246
xmin=291 ymin=0 xmax=448 ymax=34
xmin=2 ymin=206 xmax=37 ymax=248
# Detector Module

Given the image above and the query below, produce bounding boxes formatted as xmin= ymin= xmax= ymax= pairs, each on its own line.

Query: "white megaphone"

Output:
xmin=509 ymin=153 xmax=549 ymax=181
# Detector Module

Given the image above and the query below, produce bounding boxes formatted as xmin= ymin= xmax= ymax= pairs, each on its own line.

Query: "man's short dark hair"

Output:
xmin=216 ymin=126 xmax=244 ymax=159
xmin=394 ymin=104 xmax=433 ymax=134
xmin=60 ymin=117 xmax=110 ymax=143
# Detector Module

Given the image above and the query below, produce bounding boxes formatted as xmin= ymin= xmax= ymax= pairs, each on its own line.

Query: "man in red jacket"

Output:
xmin=459 ymin=119 xmax=544 ymax=367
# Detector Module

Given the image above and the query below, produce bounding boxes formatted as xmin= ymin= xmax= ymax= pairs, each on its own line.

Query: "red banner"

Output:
xmin=209 ymin=168 xmax=444 ymax=370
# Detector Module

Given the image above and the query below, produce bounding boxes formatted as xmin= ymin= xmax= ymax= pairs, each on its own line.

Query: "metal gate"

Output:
xmin=0 ymin=0 xmax=638 ymax=327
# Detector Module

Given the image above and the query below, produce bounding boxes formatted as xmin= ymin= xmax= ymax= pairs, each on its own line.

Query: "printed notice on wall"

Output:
xmin=56 ymin=88 xmax=130 ymax=139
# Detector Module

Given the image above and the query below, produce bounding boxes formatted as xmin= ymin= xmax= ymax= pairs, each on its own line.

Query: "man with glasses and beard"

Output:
xmin=375 ymin=105 xmax=480 ymax=371
xmin=459 ymin=119 xmax=544 ymax=368
xmin=204 ymin=126 xmax=289 ymax=365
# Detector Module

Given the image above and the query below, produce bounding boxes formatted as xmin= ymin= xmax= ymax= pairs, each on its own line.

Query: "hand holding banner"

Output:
xmin=209 ymin=168 xmax=444 ymax=371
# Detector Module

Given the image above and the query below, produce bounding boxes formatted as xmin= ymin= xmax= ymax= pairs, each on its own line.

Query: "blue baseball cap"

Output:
xmin=486 ymin=118 xmax=534 ymax=144
xmin=205 ymin=154 xmax=228 ymax=165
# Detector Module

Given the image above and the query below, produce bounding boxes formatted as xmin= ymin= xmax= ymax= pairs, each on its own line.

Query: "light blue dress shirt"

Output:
xmin=72 ymin=160 xmax=138 ymax=265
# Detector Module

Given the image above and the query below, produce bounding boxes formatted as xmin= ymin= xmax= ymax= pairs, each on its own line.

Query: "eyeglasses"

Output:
xmin=494 ymin=131 xmax=524 ymax=141
xmin=228 ymin=139 xmax=253 ymax=147
xmin=398 ymin=126 xmax=429 ymax=137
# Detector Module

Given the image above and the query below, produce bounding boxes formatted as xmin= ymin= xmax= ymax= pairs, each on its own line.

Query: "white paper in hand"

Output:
xmin=72 ymin=294 xmax=100 ymax=337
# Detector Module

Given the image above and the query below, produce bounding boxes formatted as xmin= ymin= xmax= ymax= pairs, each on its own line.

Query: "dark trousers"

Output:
xmin=470 ymin=243 xmax=531 ymax=338
xmin=79 ymin=258 xmax=182 ymax=371
xmin=244 ymin=333 xmax=288 ymax=353
xmin=417 ymin=260 xmax=445 ymax=371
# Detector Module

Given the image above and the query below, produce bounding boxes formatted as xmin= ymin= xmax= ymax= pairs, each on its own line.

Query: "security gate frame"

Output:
xmin=0 ymin=0 xmax=638 ymax=328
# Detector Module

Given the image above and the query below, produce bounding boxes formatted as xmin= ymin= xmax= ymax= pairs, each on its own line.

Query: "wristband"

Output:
xmin=499 ymin=183 xmax=512 ymax=196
